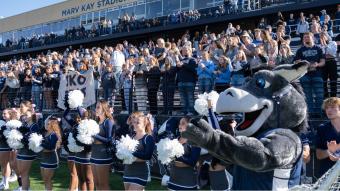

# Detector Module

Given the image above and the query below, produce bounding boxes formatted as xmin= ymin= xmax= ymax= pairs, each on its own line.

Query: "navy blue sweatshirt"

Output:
xmin=176 ymin=57 xmax=197 ymax=83
xmin=132 ymin=134 xmax=155 ymax=160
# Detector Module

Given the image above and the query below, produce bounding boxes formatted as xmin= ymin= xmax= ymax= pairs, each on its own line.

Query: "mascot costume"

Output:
xmin=182 ymin=62 xmax=309 ymax=190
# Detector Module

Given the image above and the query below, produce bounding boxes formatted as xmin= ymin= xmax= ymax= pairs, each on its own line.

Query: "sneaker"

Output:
xmin=0 ymin=183 xmax=9 ymax=190
xmin=8 ymin=174 xmax=17 ymax=183
xmin=13 ymin=186 xmax=22 ymax=191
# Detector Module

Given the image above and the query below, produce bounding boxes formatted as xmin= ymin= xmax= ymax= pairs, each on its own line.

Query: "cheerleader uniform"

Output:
xmin=208 ymin=108 xmax=232 ymax=190
xmin=168 ymin=142 xmax=201 ymax=190
xmin=17 ymin=123 xmax=40 ymax=161
xmin=63 ymin=108 xmax=83 ymax=162
xmin=90 ymin=118 xmax=114 ymax=165
xmin=40 ymin=133 xmax=59 ymax=169
xmin=123 ymin=134 xmax=155 ymax=187
xmin=0 ymin=124 xmax=11 ymax=152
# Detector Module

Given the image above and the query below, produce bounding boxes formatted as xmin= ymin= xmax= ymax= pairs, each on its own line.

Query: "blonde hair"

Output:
xmin=127 ymin=112 xmax=153 ymax=135
xmin=322 ymin=97 xmax=340 ymax=110
xmin=47 ymin=119 xmax=62 ymax=149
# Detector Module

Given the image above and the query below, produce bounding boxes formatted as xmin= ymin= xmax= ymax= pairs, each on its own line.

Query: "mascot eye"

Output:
xmin=256 ymin=78 xmax=270 ymax=89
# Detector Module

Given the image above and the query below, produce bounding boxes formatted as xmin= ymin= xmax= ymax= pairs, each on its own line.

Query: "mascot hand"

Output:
xmin=181 ymin=118 xmax=215 ymax=147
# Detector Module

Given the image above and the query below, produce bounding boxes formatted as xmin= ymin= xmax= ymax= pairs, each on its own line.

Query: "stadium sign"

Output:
xmin=61 ymin=0 xmax=136 ymax=17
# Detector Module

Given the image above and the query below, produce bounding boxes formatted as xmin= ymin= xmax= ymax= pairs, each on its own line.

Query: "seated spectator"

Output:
xmin=275 ymin=43 xmax=294 ymax=65
xmin=316 ymin=97 xmax=340 ymax=178
xmin=197 ymin=51 xmax=215 ymax=94
xmin=214 ymin=56 xmax=232 ymax=93
xmin=252 ymin=29 xmax=263 ymax=46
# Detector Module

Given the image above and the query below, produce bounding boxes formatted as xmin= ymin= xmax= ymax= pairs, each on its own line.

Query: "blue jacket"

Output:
xmin=197 ymin=59 xmax=215 ymax=80
xmin=215 ymin=64 xmax=232 ymax=84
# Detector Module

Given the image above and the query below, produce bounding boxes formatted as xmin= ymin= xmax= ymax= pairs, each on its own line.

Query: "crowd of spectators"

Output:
xmin=0 ymin=6 xmax=339 ymax=117
xmin=0 ymin=0 xmax=321 ymax=53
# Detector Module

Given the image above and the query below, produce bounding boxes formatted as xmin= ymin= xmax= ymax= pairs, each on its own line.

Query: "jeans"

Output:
xmin=103 ymin=87 xmax=114 ymax=103
xmin=20 ymin=86 xmax=32 ymax=101
xmin=231 ymin=73 xmax=245 ymax=87
xmin=198 ymin=78 xmax=213 ymax=94
xmin=32 ymin=85 xmax=42 ymax=111
xmin=322 ymin=59 xmax=338 ymax=98
xmin=113 ymin=66 xmax=122 ymax=89
xmin=178 ymin=82 xmax=195 ymax=114
xmin=135 ymin=86 xmax=148 ymax=112
xmin=300 ymin=75 xmax=324 ymax=114
xmin=162 ymin=86 xmax=175 ymax=114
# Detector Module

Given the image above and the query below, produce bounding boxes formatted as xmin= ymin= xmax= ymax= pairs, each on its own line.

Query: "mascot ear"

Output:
xmin=273 ymin=61 xmax=308 ymax=82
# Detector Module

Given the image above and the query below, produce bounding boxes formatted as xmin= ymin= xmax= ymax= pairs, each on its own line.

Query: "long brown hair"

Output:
xmin=98 ymin=99 xmax=113 ymax=120
xmin=46 ymin=118 xmax=62 ymax=149
xmin=128 ymin=112 xmax=152 ymax=135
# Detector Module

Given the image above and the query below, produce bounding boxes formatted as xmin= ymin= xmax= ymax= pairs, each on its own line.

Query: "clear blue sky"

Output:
xmin=0 ymin=0 xmax=65 ymax=18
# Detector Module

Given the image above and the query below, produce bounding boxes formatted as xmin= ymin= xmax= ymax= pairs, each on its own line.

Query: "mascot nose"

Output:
xmin=224 ymin=88 xmax=245 ymax=99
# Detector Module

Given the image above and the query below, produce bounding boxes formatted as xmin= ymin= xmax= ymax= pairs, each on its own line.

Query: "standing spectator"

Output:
xmin=111 ymin=44 xmax=125 ymax=89
xmin=146 ymin=57 xmax=161 ymax=115
xmin=311 ymin=18 xmax=322 ymax=44
xmin=322 ymin=15 xmax=333 ymax=37
xmin=235 ymin=25 xmax=243 ymax=36
xmin=42 ymin=65 xmax=54 ymax=110
xmin=120 ymin=60 xmax=134 ymax=113
xmin=214 ymin=56 xmax=232 ymax=93
xmin=297 ymin=16 xmax=309 ymax=43
xmin=287 ymin=13 xmax=297 ymax=34
xmin=253 ymin=29 xmax=263 ymax=46
xmin=316 ymin=97 xmax=340 ymax=178
xmin=240 ymin=32 xmax=256 ymax=71
xmin=31 ymin=67 xmax=43 ymax=111
xmin=319 ymin=32 xmax=338 ymax=98
xmin=107 ymin=19 xmax=112 ymax=34
xmin=176 ymin=46 xmax=197 ymax=115
xmin=231 ymin=50 xmax=248 ymax=87
xmin=0 ymin=70 xmax=6 ymax=109
xmin=258 ymin=18 xmax=267 ymax=30
xmin=101 ymin=64 xmax=116 ymax=105
xmin=294 ymin=32 xmax=325 ymax=114
xmin=19 ymin=68 xmax=33 ymax=101
xmin=249 ymin=45 xmax=269 ymax=73
xmin=160 ymin=57 xmax=177 ymax=115
xmin=154 ymin=38 xmax=167 ymax=68
xmin=133 ymin=56 xmax=148 ymax=112
xmin=197 ymin=51 xmax=215 ymax=94
xmin=336 ymin=5 xmax=340 ymax=32
xmin=226 ymin=23 xmax=236 ymax=36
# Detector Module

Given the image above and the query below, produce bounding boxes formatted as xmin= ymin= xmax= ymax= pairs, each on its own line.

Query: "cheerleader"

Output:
xmin=16 ymin=109 xmax=40 ymax=191
xmin=40 ymin=116 xmax=61 ymax=191
xmin=62 ymin=106 xmax=82 ymax=191
xmin=74 ymin=110 xmax=94 ymax=191
xmin=167 ymin=117 xmax=201 ymax=190
xmin=207 ymin=100 xmax=234 ymax=190
xmin=0 ymin=109 xmax=12 ymax=190
xmin=91 ymin=100 xmax=115 ymax=190
xmin=123 ymin=112 xmax=155 ymax=191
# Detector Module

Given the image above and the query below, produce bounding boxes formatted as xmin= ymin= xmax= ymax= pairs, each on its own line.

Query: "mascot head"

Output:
xmin=216 ymin=62 xmax=308 ymax=137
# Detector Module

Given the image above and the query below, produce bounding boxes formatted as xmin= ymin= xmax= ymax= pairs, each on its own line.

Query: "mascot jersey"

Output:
xmin=183 ymin=62 xmax=309 ymax=190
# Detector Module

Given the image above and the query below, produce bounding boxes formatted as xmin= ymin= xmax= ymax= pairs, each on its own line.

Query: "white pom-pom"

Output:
xmin=5 ymin=120 xmax=22 ymax=130
xmin=0 ymin=120 xmax=6 ymax=128
xmin=116 ymin=135 xmax=139 ymax=164
xmin=157 ymin=138 xmax=184 ymax=165
xmin=194 ymin=93 xmax=209 ymax=116
xmin=4 ymin=129 xmax=23 ymax=149
xmin=68 ymin=90 xmax=84 ymax=109
xmin=207 ymin=91 xmax=220 ymax=112
xmin=67 ymin=133 xmax=84 ymax=153
xmin=28 ymin=133 xmax=44 ymax=153
xmin=76 ymin=119 xmax=100 ymax=145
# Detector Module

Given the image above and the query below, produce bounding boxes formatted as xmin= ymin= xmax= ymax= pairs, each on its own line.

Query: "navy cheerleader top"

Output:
xmin=94 ymin=118 xmax=115 ymax=144
xmin=42 ymin=133 xmax=58 ymax=150
xmin=132 ymin=134 xmax=155 ymax=161
xmin=176 ymin=141 xmax=201 ymax=168
xmin=63 ymin=107 xmax=84 ymax=128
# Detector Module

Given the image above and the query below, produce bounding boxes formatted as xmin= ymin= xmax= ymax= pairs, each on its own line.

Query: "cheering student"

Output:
xmin=17 ymin=109 xmax=40 ymax=191
xmin=91 ymin=100 xmax=115 ymax=190
xmin=167 ymin=117 xmax=201 ymax=190
xmin=0 ymin=109 xmax=12 ymax=190
xmin=40 ymin=116 xmax=61 ymax=191
xmin=123 ymin=112 xmax=155 ymax=191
